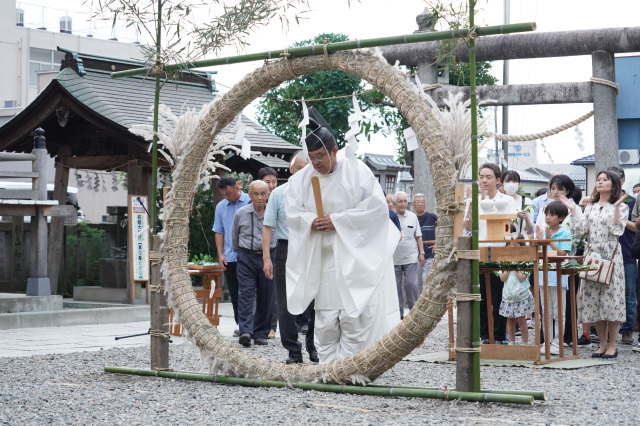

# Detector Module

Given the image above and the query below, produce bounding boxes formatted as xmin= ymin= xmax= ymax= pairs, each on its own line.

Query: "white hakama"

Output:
xmin=284 ymin=153 xmax=400 ymax=363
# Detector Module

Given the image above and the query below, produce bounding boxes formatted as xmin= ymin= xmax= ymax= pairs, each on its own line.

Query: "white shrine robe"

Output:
xmin=284 ymin=152 xmax=400 ymax=362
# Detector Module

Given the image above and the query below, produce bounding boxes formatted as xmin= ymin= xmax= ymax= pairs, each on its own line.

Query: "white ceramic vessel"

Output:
xmin=479 ymin=198 xmax=495 ymax=214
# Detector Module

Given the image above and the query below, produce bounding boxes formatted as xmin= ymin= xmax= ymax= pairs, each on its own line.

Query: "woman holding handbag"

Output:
xmin=559 ymin=170 xmax=628 ymax=358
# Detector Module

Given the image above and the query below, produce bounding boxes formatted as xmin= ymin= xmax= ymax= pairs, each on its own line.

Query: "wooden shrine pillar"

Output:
xmin=48 ymin=145 xmax=71 ymax=295
xmin=592 ymin=50 xmax=619 ymax=172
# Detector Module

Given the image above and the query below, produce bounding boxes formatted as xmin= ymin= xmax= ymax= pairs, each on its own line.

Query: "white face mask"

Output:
xmin=504 ymin=182 xmax=519 ymax=196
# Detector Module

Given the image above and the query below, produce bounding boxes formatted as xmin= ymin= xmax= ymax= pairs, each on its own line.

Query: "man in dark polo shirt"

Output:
xmin=608 ymin=166 xmax=637 ymax=345
xmin=232 ymin=180 xmax=276 ymax=347
xmin=413 ymin=193 xmax=437 ymax=288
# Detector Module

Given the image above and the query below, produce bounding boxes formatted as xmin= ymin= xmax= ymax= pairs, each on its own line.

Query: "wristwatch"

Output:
xmin=420 ymin=252 xmax=425 ymax=255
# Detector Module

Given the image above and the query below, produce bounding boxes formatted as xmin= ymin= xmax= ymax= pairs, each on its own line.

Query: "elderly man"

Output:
xmin=393 ymin=191 xmax=425 ymax=319
xmin=232 ymin=180 xmax=276 ymax=347
xmin=262 ymin=151 xmax=318 ymax=364
xmin=213 ymin=177 xmax=250 ymax=329
xmin=285 ymin=111 xmax=399 ymax=363
xmin=413 ymin=193 xmax=437 ymax=286
xmin=259 ymin=166 xmax=279 ymax=339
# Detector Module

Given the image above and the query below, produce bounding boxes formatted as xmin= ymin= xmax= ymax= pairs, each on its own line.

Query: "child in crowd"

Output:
xmin=499 ymin=235 xmax=534 ymax=345
xmin=535 ymin=201 xmax=573 ymax=355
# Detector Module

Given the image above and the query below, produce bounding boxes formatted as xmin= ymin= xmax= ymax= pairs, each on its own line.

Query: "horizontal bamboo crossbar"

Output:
xmin=111 ymin=22 xmax=536 ymax=79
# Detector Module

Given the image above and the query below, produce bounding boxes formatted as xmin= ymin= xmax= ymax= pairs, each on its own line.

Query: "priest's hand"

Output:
xmin=312 ymin=215 xmax=335 ymax=232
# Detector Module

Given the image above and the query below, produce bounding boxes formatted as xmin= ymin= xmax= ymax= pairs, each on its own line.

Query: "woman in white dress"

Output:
xmin=560 ymin=170 xmax=628 ymax=358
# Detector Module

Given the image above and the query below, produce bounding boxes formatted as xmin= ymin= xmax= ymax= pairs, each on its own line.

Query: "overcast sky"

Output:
xmin=17 ymin=0 xmax=640 ymax=166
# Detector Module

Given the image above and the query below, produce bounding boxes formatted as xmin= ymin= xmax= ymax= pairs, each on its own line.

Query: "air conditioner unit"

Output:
xmin=619 ymin=149 xmax=639 ymax=165
xmin=16 ymin=8 xmax=24 ymax=27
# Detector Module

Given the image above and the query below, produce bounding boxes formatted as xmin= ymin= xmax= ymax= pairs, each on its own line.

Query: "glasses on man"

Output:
xmin=308 ymin=152 xmax=327 ymax=163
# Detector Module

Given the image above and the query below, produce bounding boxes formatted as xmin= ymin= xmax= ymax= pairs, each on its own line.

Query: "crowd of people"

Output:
xmin=463 ymin=162 xmax=640 ymax=358
xmin=212 ymin=111 xmax=401 ymax=365
xmin=209 ymin=112 xmax=640 ymax=363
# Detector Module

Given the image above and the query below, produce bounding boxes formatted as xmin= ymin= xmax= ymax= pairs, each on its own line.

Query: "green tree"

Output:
xmin=187 ymin=183 xmax=216 ymax=261
xmin=256 ymin=33 xmax=390 ymax=148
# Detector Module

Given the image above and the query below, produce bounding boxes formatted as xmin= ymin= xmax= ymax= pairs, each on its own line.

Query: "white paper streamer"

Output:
xmin=298 ymin=98 xmax=310 ymax=161
xmin=404 ymin=127 xmax=419 ymax=152
xmin=234 ymin=115 xmax=250 ymax=159
xmin=345 ymin=93 xmax=362 ymax=157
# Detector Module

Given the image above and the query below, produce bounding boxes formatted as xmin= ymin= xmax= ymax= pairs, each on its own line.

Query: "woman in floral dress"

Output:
xmin=560 ymin=170 xmax=627 ymax=358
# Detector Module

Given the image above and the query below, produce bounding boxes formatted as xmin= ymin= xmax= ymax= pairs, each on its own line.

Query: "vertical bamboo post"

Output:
xmin=456 ymin=236 xmax=473 ymax=392
xmin=148 ymin=0 xmax=164 ymax=249
xmin=150 ymin=235 xmax=169 ymax=371
xmin=469 ymin=0 xmax=481 ymax=392
xmin=556 ymin=260 xmax=564 ymax=358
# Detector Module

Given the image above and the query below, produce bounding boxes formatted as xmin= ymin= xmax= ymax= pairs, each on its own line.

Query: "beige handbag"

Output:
xmin=579 ymin=244 xmax=618 ymax=285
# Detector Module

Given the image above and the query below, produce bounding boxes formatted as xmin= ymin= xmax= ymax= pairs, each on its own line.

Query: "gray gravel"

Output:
xmin=1 ymin=318 xmax=639 ymax=425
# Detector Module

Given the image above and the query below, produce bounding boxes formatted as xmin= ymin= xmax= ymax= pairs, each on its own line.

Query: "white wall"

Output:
xmin=0 ymin=0 xmax=144 ymax=109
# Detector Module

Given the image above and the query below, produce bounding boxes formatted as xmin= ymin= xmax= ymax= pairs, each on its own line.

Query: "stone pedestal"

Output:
xmin=26 ymin=277 xmax=51 ymax=296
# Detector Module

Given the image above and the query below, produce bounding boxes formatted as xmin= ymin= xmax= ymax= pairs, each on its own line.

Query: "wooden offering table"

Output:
xmin=449 ymin=239 xmax=579 ymax=365
xmin=169 ymin=264 xmax=224 ymax=336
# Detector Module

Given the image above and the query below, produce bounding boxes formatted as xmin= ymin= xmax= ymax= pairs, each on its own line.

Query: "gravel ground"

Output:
xmin=1 ymin=317 xmax=639 ymax=425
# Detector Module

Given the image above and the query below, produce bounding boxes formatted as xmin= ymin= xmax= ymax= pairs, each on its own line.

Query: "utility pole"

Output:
xmin=502 ymin=0 xmax=510 ymax=171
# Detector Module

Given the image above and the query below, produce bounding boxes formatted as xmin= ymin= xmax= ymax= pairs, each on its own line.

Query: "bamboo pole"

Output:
xmin=104 ymin=367 xmax=535 ymax=405
xmin=149 ymin=0 xmax=163 ymax=246
xmin=366 ymin=384 xmax=547 ymax=401
xmin=110 ymin=22 xmax=536 ymax=79
xmin=469 ymin=0 xmax=482 ymax=393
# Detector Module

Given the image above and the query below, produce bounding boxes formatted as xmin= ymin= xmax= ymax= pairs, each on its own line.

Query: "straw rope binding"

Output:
xmin=160 ymin=49 xmax=457 ymax=384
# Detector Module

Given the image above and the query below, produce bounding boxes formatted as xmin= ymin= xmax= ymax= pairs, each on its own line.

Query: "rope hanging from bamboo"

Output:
xmin=481 ymin=77 xmax=618 ymax=142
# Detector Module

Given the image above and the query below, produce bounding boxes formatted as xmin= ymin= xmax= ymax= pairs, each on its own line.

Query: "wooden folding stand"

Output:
xmin=169 ymin=264 xmax=224 ymax=336
xmin=449 ymin=238 xmax=577 ymax=365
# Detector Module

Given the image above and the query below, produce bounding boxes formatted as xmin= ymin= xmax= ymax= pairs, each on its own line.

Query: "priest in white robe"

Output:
xmin=284 ymin=109 xmax=400 ymax=363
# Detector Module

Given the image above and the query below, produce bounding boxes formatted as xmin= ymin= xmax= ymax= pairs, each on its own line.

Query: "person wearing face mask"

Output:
xmin=535 ymin=174 xmax=576 ymax=236
xmin=501 ymin=170 xmax=534 ymax=237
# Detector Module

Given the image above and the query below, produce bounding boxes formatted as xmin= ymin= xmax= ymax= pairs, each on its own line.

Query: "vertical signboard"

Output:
xmin=128 ymin=195 xmax=149 ymax=303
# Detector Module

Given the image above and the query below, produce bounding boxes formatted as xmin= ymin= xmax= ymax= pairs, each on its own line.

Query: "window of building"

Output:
xmin=29 ymin=48 xmax=64 ymax=87
xmin=385 ymin=175 xmax=395 ymax=194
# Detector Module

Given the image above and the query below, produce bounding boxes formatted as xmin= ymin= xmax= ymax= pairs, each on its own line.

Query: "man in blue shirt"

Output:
xmin=262 ymin=152 xmax=319 ymax=364
xmin=213 ymin=177 xmax=250 ymax=329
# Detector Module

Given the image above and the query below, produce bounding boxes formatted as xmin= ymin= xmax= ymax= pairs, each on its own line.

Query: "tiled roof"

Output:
xmin=571 ymin=154 xmax=595 ymax=165
xmin=0 ymin=57 xmax=298 ymax=158
xmin=222 ymin=116 xmax=300 ymax=154
xmin=226 ymin=153 xmax=291 ymax=170
xmin=566 ymin=166 xmax=587 ymax=182
xmin=362 ymin=153 xmax=410 ymax=172
xmin=55 ymin=67 xmax=213 ymax=132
